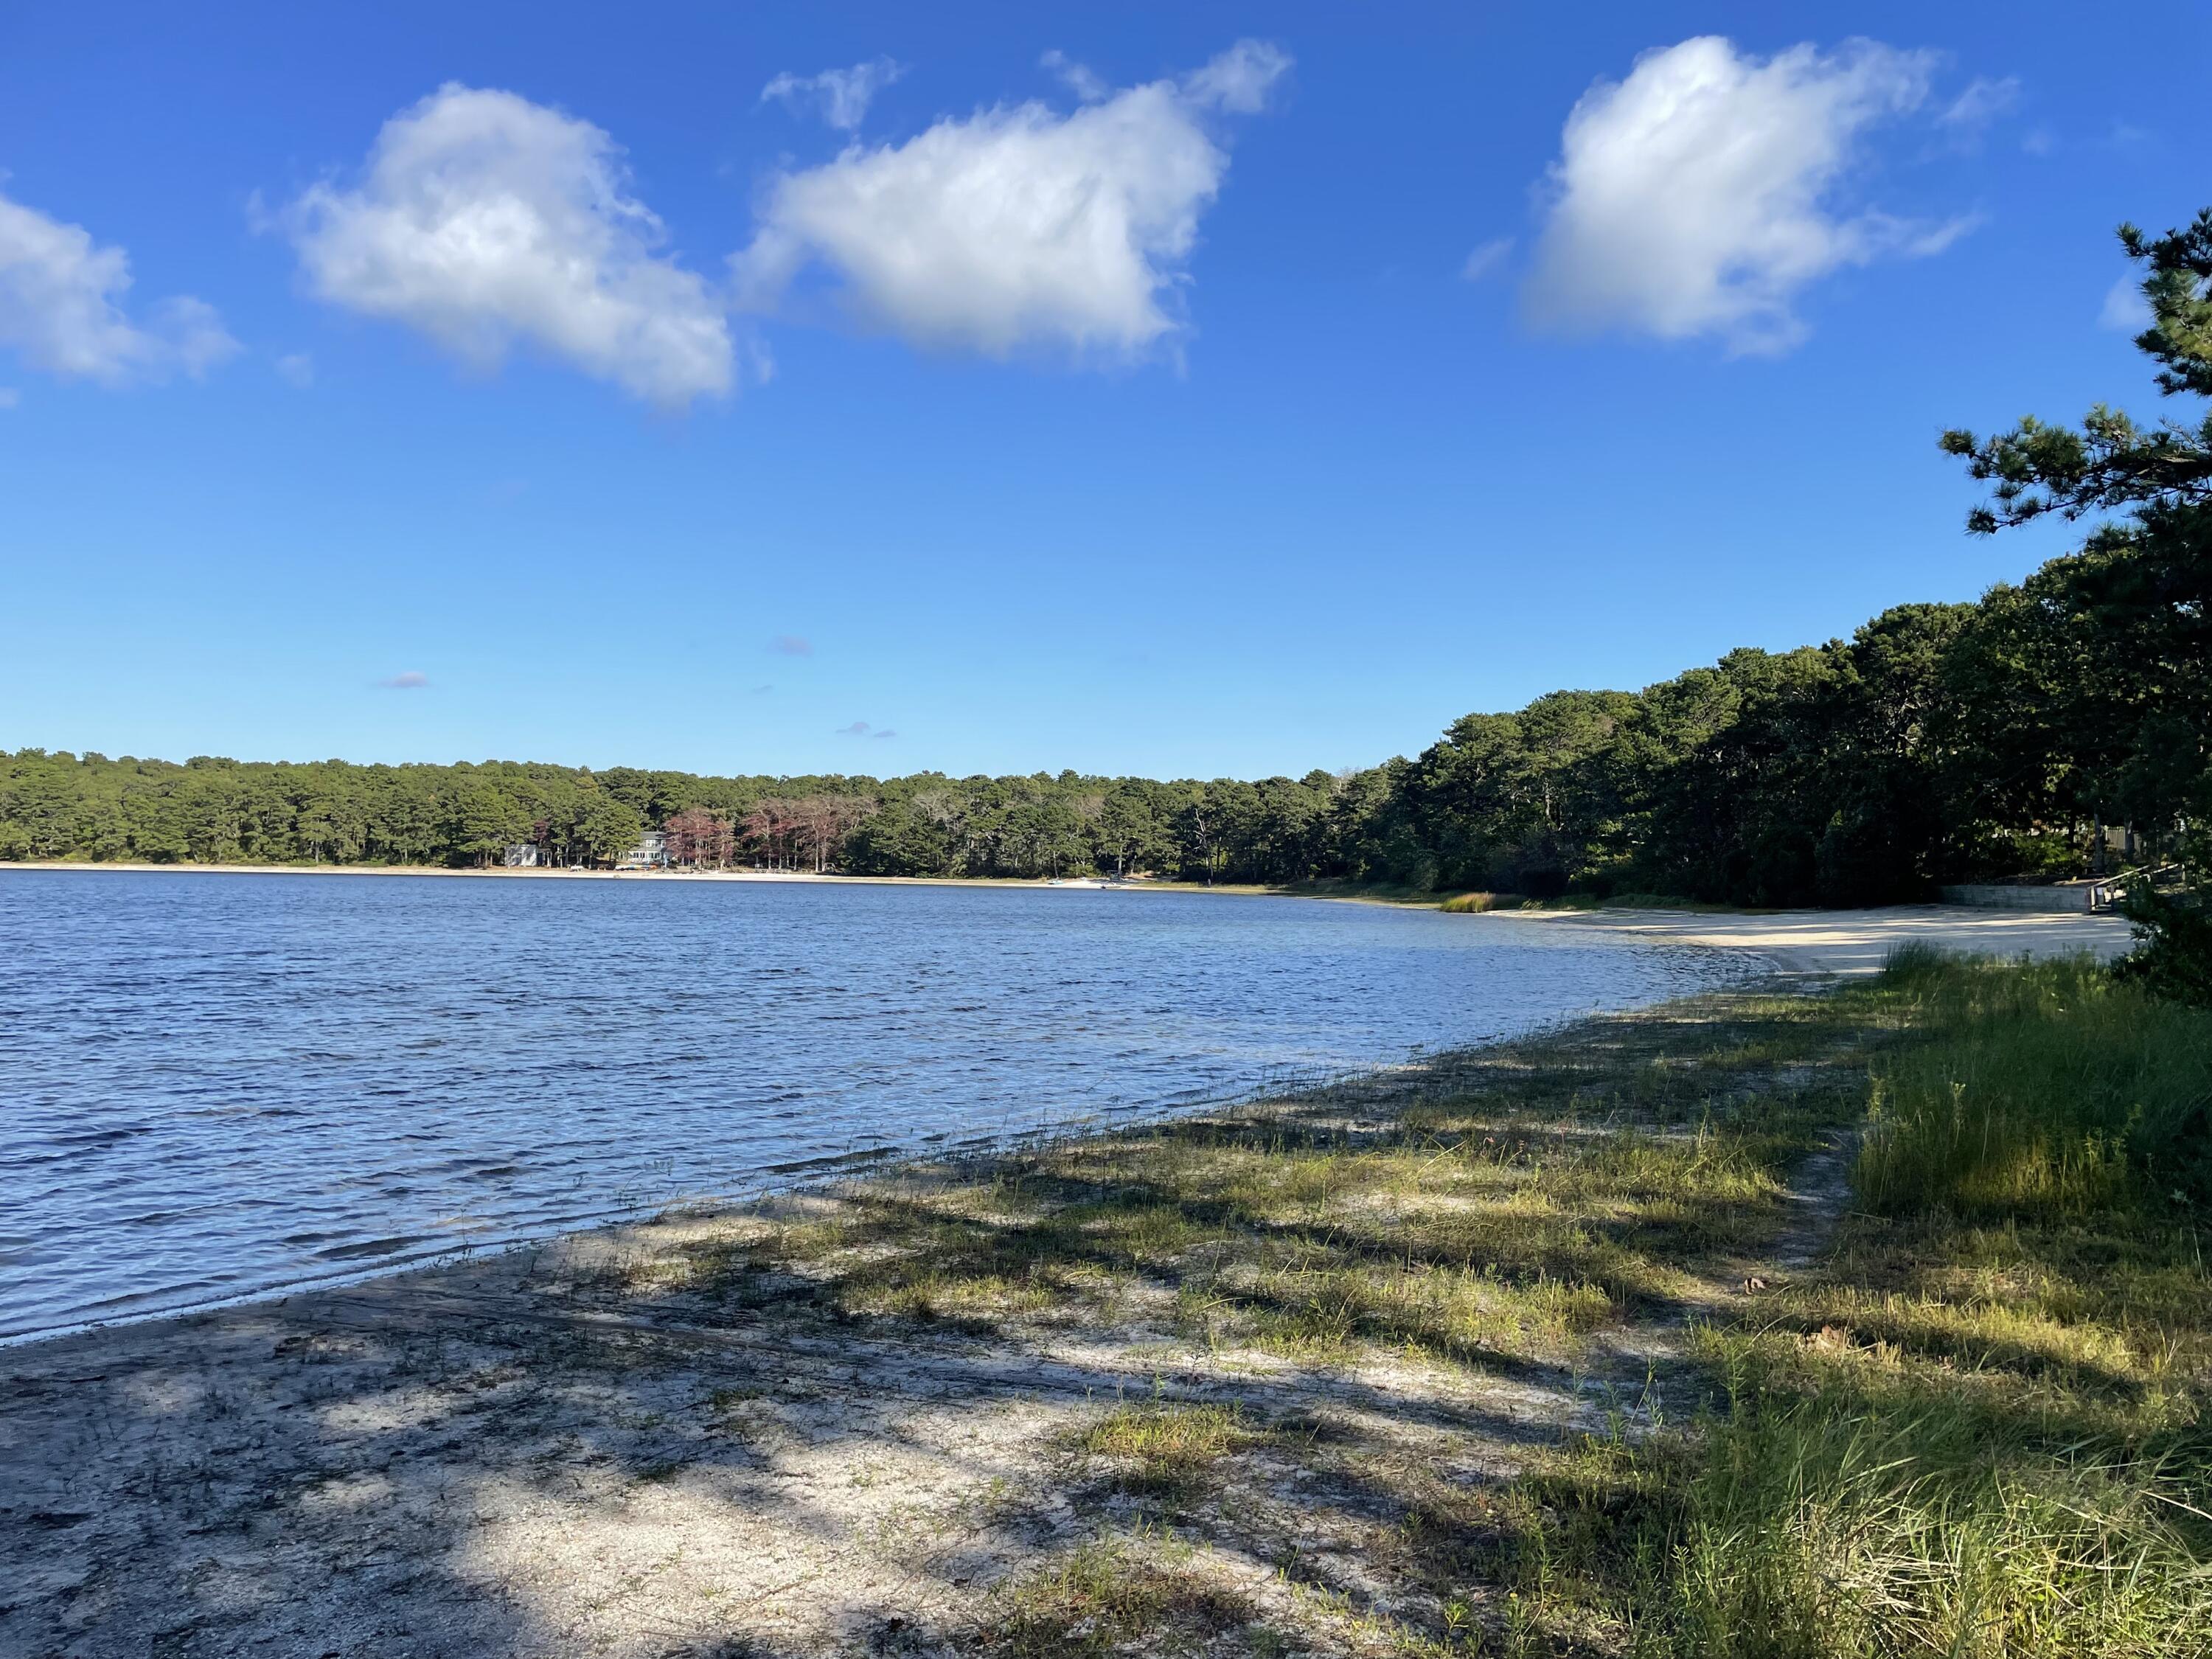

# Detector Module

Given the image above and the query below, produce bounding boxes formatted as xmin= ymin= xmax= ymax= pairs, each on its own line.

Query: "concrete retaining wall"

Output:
xmin=1942 ymin=883 xmax=2097 ymax=913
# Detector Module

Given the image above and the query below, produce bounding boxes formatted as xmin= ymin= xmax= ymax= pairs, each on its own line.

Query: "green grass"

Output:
xmin=1077 ymin=1399 xmax=1251 ymax=1497
xmin=973 ymin=1536 xmax=1259 ymax=1657
xmin=1858 ymin=944 xmax=2212 ymax=1214
xmin=1509 ymin=951 xmax=2212 ymax=1657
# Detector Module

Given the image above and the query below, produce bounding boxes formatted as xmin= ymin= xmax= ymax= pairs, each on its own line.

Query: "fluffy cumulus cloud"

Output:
xmin=0 ymin=188 xmax=235 ymax=384
xmin=760 ymin=58 xmax=905 ymax=131
xmin=732 ymin=40 xmax=1290 ymax=361
xmin=1526 ymin=37 xmax=1960 ymax=355
xmin=288 ymin=85 xmax=733 ymax=407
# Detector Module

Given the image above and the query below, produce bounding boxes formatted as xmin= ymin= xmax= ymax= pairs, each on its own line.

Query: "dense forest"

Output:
xmin=4 ymin=215 xmax=2208 ymax=908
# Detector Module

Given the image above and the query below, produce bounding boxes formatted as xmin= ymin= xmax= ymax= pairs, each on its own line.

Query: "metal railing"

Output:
xmin=2090 ymin=863 xmax=2187 ymax=911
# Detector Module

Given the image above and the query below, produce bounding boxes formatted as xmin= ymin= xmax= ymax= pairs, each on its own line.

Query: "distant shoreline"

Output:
xmin=0 ymin=860 xmax=1172 ymax=891
xmin=0 ymin=861 xmax=2132 ymax=977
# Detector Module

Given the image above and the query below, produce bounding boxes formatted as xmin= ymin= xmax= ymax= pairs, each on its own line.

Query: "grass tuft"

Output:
xmin=973 ymin=1538 xmax=1256 ymax=1658
xmin=1079 ymin=1400 xmax=1245 ymax=1497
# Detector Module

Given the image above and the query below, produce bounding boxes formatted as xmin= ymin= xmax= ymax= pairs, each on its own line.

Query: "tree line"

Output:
xmin=3 ymin=214 xmax=2206 ymax=907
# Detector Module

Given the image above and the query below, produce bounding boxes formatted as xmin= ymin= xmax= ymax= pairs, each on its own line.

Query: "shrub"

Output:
xmin=2114 ymin=880 xmax=2212 ymax=1008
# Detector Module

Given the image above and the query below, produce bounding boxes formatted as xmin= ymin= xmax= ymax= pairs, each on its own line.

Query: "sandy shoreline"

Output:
xmin=0 ymin=860 xmax=2143 ymax=963
xmin=0 ymin=859 xmax=1099 ymax=888
xmin=1514 ymin=902 xmax=2130 ymax=976
xmin=0 ymin=990 xmax=1871 ymax=1656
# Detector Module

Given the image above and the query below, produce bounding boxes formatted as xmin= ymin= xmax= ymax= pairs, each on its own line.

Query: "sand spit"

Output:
xmin=1513 ymin=902 xmax=2128 ymax=976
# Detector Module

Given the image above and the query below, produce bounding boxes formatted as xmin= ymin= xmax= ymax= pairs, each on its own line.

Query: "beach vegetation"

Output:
xmin=1480 ymin=952 xmax=2212 ymax=1656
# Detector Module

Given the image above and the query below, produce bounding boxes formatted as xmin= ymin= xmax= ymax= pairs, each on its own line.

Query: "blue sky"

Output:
xmin=1 ymin=2 xmax=2205 ymax=779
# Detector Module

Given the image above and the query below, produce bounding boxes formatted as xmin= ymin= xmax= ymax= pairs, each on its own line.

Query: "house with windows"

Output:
xmin=502 ymin=843 xmax=540 ymax=868
xmin=615 ymin=831 xmax=668 ymax=870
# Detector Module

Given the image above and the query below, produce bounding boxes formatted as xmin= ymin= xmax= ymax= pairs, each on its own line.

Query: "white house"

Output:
xmin=615 ymin=831 xmax=668 ymax=870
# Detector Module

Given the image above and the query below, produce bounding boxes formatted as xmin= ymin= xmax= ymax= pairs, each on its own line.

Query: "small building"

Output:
xmin=502 ymin=843 xmax=540 ymax=868
xmin=615 ymin=831 xmax=668 ymax=871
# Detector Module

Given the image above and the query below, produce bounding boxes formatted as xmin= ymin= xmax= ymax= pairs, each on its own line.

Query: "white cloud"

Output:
xmin=1461 ymin=237 xmax=1513 ymax=280
xmin=0 ymin=188 xmax=236 ymax=384
xmin=1040 ymin=50 xmax=1108 ymax=105
xmin=732 ymin=40 xmax=1289 ymax=361
xmin=275 ymin=351 xmax=314 ymax=387
xmin=2100 ymin=274 xmax=2151 ymax=332
xmin=761 ymin=58 xmax=905 ymax=131
xmin=1940 ymin=74 xmax=2020 ymax=132
xmin=1180 ymin=40 xmax=1293 ymax=114
xmin=1526 ymin=37 xmax=1957 ymax=355
xmin=288 ymin=84 xmax=733 ymax=407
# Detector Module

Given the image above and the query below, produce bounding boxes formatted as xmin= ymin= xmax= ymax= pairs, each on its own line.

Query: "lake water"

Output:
xmin=0 ymin=870 xmax=1754 ymax=1342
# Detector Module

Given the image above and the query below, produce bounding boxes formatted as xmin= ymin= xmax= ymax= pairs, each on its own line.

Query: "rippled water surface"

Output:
xmin=0 ymin=870 xmax=1753 ymax=1340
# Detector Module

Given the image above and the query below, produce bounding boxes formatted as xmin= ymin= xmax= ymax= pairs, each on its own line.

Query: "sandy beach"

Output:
xmin=1514 ymin=902 xmax=2131 ymax=976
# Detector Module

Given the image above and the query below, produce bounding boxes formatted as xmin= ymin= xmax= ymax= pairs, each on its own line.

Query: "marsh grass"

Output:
xmin=1440 ymin=891 xmax=1513 ymax=913
xmin=1510 ymin=953 xmax=2212 ymax=1657
xmin=1858 ymin=945 xmax=2212 ymax=1214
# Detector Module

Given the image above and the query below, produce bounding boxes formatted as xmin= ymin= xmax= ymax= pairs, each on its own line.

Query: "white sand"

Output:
xmin=1509 ymin=902 xmax=2132 ymax=976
